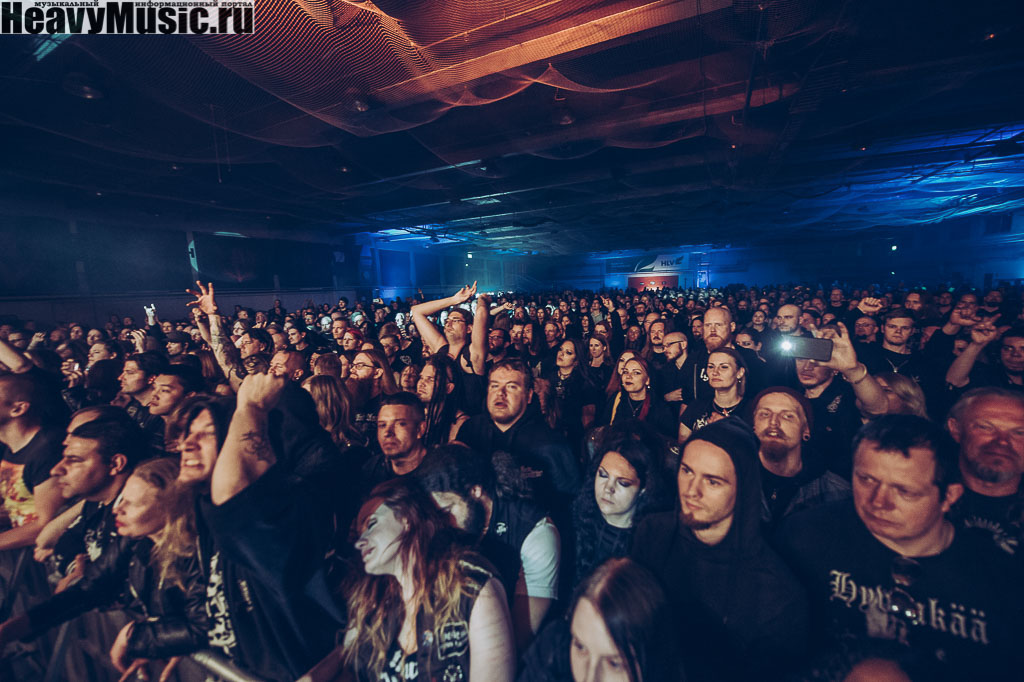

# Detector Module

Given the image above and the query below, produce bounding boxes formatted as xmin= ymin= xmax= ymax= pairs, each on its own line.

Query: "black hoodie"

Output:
xmin=632 ymin=417 xmax=809 ymax=681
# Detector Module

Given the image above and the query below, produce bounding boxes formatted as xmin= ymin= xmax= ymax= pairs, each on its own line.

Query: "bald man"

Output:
xmin=657 ymin=331 xmax=701 ymax=411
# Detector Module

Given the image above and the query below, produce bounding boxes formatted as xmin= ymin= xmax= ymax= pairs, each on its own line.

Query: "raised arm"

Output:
xmin=0 ymin=477 xmax=63 ymax=551
xmin=210 ymin=372 xmax=285 ymax=505
xmin=187 ymin=282 xmax=241 ymax=389
xmin=410 ymin=282 xmax=477 ymax=354
xmin=946 ymin=316 xmax=999 ymax=388
xmin=0 ymin=336 xmax=32 ymax=374
xmin=470 ymin=293 xmax=490 ymax=375
xmin=819 ymin=322 xmax=887 ymax=415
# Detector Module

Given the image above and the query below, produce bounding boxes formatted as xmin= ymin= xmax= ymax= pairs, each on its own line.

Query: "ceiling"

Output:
xmin=2 ymin=0 xmax=1024 ymax=256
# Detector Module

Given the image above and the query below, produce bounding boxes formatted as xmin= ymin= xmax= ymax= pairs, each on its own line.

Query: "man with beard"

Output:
xmin=631 ymin=418 xmax=809 ymax=681
xmin=946 ymin=323 xmax=1024 ymax=392
xmin=751 ymin=388 xmax=850 ymax=530
xmin=658 ymin=331 xmax=701 ymax=411
xmin=358 ymin=393 xmax=428 ymax=490
xmin=416 ymin=443 xmax=559 ymax=652
xmin=347 ymin=349 xmax=399 ymax=448
xmin=693 ymin=307 xmax=764 ymax=401
xmin=487 ymin=328 xmax=511 ymax=368
xmin=946 ymin=388 xmax=1024 ymax=556
xmin=644 ymin=319 xmax=669 ymax=370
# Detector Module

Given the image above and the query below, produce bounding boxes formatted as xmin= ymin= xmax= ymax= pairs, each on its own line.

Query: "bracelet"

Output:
xmin=842 ymin=363 xmax=869 ymax=385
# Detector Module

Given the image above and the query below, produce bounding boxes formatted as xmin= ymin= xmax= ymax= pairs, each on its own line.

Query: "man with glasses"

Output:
xmin=779 ymin=415 xmax=1024 ymax=679
xmin=411 ymin=283 xmax=489 ymax=377
xmin=657 ymin=331 xmax=699 ymax=413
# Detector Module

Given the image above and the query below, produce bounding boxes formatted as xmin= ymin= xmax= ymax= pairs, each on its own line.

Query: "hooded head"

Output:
xmin=677 ymin=417 xmax=763 ymax=553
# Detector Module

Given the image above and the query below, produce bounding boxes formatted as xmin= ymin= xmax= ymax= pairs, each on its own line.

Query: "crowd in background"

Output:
xmin=0 ymin=279 xmax=1022 ymax=681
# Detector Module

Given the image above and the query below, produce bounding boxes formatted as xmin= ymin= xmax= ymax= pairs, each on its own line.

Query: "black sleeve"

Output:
xmin=23 ymin=431 xmax=62 ymax=493
xmin=202 ymin=464 xmax=333 ymax=592
xmin=25 ymin=537 xmax=133 ymax=638
xmin=127 ymin=554 xmax=209 ymax=660
xmin=608 ymin=311 xmax=625 ymax=359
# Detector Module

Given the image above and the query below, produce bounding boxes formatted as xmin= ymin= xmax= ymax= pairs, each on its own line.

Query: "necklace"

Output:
xmin=884 ymin=353 xmax=911 ymax=374
xmin=712 ymin=398 xmax=741 ymax=417
xmin=626 ymin=395 xmax=645 ymax=417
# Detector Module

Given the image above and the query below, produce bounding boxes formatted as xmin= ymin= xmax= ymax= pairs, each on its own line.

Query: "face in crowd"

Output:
xmin=594 ymin=450 xmax=642 ymax=528
xmin=677 ymin=440 xmax=737 ymax=540
xmin=487 ymin=366 xmax=532 ymax=427
xmin=753 ymin=392 xmax=809 ymax=462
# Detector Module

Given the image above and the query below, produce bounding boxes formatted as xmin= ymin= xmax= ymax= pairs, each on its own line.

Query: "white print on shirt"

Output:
xmin=206 ymin=551 xmax=238 ymax=653
xmin=962 ymin=516 xmax=1018 ymax=555
xmin=381 ymin=648 xmax=417 ymax=682
xmin=829 ymin=570 xmax=990 ymax=646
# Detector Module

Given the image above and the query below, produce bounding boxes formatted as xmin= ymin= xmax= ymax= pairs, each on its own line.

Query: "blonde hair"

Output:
xmin=131 ymin=458 xmax=196 ymax=590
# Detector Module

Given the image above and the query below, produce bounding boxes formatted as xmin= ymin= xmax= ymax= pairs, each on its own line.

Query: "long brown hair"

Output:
xmin=344 ymin=479 xmax=481 ymax=680
xmin=305 ymin=374 xmax=363 ymax=448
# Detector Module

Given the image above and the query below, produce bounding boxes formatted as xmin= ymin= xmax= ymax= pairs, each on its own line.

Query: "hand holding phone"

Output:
xmin=778 ymin=335 xmax=832 ymax=362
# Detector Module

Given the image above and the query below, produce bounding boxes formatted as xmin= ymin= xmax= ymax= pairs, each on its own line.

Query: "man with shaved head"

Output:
xmin=657 ymin=330 xmax=701 ymax=412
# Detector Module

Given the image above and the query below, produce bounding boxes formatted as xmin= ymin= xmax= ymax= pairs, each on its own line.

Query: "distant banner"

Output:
xmin=635 ymin=253 xmax=690 ymax=273
xmin=1 ymin=0 xmax=254 ymax=34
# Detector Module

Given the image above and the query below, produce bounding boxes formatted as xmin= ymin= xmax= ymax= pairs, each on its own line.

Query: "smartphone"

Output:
xmin=779 ymin=336 xmax=833 ymax=362
xmin=73 ymin=362 xmax=80 ymax=371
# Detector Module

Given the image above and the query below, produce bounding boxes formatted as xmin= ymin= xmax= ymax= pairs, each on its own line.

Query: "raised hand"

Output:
xmin=949 ymin=306 xmax=977 ymax=329
xmin=857 ymin=297 xmax=883 ymax=316
xmin=237 ymin=370 xmax=287 ymax=411
xmin=969 ymin=315 xmax=1000 ymax=346
xmin=185 ymin=281 xmax=218 ymax=316
xmin=812 ymin=322 xmax=858 ymax=373
xmin=129 ymin=329 xmax=147 ymax=353
xmin=452 ymin=281 xmax=478 ymax=305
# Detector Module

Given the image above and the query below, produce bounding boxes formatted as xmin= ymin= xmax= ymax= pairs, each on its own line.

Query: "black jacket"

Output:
xmin=26 ymin=536 xmax=207 ymax=660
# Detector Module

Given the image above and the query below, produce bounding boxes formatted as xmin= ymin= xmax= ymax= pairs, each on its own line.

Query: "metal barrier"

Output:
xmin=188 ymin=650 xmax=267 ymax=682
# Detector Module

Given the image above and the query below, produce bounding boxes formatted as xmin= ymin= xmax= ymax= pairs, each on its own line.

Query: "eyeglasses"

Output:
xmin=351 ymin=362 xmax=376 ymax=371
xmin=888 ymin=556 xmax=923 ymax=626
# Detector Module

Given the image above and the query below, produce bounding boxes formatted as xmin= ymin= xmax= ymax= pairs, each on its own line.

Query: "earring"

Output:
xmin=802 ymin=434 xmax=810 ymax=442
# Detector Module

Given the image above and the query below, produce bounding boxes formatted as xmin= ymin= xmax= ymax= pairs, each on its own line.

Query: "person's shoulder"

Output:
xmin=634 ymin=510 xmax=677 ymax=543
xmin=778 ymin=499 xmax=854 ymax=545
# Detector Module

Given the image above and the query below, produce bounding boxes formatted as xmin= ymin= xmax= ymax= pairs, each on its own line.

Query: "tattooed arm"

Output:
xmin=211 ymin=372 xmax=286 ymax=505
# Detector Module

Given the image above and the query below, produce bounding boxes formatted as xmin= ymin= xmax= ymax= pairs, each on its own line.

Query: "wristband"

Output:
xmin=842 ymin=363 xmax=869 ymax=385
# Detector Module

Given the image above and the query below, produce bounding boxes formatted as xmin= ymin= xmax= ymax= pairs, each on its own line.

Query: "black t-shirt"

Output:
xmin=50 ymin=498 xmax=120 ymax=578
xmin=949 ymin=487 xmax=1022 ymax=556
xmin=761 ymin=467 xmax=803 ymax=526
xmin=778 ymin=502 xmax=1024 ymax=681
xmin=0 ymin=427 xmax=63 ymax=529
xmin=680 ymin=395 xmax=752 ymax=432
xmin=806 ymin=378 xmax=861 ymax=479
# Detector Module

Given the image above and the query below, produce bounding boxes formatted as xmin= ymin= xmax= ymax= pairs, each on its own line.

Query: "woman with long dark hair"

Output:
xmin=518 ymin=557 xmax=684 ymax=682
xmin=303 ymin=478 xmax=515 ymax=682
xmin=569 ymin=428 xmax=665 ymax=589
xmin=544 ymin=338 xmax=599 ymax=455
xmin=678 ymin=348 xmax=750 ymax=441
xmin=587 ymin=334 xmax=614 ymax=391
xmin=600 ymin=356 xmax=676 ymax=439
